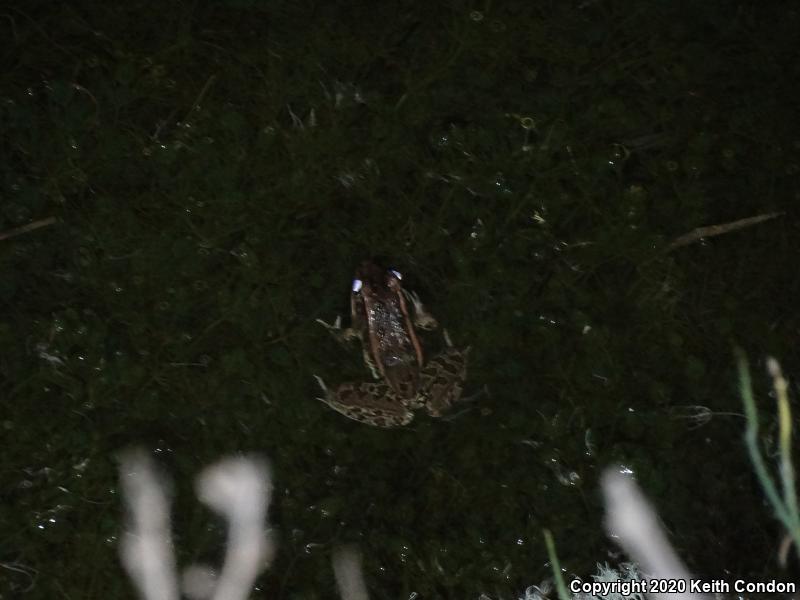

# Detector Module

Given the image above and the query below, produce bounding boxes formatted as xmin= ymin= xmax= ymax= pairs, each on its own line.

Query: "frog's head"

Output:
xmin=353 ymin=261 xmax=404 ymax=298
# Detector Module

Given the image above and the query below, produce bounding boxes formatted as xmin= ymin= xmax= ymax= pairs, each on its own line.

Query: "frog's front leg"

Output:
xmin=316 ymin=316 xmax=360 ymax=343
xmin=314 ymin=376 xmax=414 ymax=428
xmin=316 ymin=317 xmax=381 ymax=379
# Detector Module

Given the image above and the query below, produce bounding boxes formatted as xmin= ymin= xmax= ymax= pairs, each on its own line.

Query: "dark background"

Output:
xmin=2 ymin=1 xmax=798 ymax=597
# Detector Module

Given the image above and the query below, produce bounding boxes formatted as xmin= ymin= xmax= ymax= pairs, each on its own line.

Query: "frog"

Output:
xmin=314 ymin=261 xmax=470 ymax=428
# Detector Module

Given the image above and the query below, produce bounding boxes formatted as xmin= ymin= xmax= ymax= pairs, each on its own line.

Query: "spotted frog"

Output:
xmin=315 ymin=262 xmax=470 ymax=428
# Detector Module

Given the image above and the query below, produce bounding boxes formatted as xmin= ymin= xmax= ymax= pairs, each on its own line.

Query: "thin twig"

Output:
xmin=182 ymin=74 xmax=217 ymax=126
xmin=0 ymin=13 xmax=19 ymax=39
xmin=666 ymin=211 xmax=783 ymax=251
xmin=152 ymin=74 xmax=218 ymax=141
xmin=7 ymin=7 xmax=78 ymax=59
xmin=71 ymin=83 xmax=100 ymax=121
xmin=0 ymin=216 xmax=57 ymax=242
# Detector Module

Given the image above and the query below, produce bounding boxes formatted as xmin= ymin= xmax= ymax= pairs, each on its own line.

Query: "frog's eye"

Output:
xmin=389 ymin=269 xmax=402 ymax=280
xmin=352 ymin=279 xmax=363 ymax=293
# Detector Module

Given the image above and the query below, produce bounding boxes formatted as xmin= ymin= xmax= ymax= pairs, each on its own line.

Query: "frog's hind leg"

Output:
xmin=419 ymin=346 xmax=470 ymax=417
xmin=403 ymin=290 xmax=438 ymax=330
xmin=314 ymin=376 xmax=414 ymax=428
xmin=361 ymin=348 xmax=382 ymax=380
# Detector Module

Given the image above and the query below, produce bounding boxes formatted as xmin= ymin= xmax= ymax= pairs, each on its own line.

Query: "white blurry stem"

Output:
xmin=118 ymin=450 xmax=180 ymax=600
xmin=332 ymin=545 xmax=370 ymax=600
xmin=119 ymin=451 xmax=273 ymax=600
xmin=601 ymin=468 xmax=710 ymax=600
xmin=196 ymin=456 xmax=274 ymax=600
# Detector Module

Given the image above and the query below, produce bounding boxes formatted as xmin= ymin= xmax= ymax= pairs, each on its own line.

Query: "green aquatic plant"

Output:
xmin=736 ymin=351 xmax=800 ymax=563
xmin=542 ymin=529 xmax=570 ymax=600
xmin=537 ymin=352 xmax=800 ymax=600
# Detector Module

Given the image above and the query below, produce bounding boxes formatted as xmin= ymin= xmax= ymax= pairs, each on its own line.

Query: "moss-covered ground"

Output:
xmin=2 ymin=1 xmax=798 ymax=597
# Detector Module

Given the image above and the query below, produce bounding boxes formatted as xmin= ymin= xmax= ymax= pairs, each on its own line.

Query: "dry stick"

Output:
xmin=0 ymin=216 xmax=57 ymax=242
xmin=666 ymin=211 xmax=783 ymax=252
xmin=182 ymin=74 xmax=218 ymax=124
